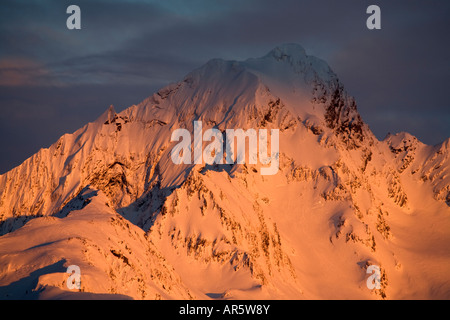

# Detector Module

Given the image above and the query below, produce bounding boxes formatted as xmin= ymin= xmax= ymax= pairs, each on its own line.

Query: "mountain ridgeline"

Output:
xmin=0 ymin=44 xmax=449 ymax=299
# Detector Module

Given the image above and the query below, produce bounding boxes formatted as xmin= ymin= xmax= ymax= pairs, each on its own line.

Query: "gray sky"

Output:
xmin=0 ymin=0 xmax=449 ymax=174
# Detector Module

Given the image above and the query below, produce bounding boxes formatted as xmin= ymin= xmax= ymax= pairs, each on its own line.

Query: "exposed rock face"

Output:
xmin=0 ymin=44 xmax=449 ymax=300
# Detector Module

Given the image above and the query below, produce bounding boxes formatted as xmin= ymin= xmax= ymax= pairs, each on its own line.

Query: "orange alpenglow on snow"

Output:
xmin=0 ymin=44 xmax=449 ymax=300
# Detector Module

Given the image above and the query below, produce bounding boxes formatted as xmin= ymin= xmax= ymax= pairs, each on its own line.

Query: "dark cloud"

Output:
xmin=0 ymin=84 xmax=155 ymax=173
xmin=329 ymin=1 xmax=450 ymax=144
xmin=0 ymin=0 xmax=449 ymax=173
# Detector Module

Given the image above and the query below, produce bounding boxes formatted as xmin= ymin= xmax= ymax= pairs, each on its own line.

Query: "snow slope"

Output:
xmin=0 ymin=44 xmax=449 ymax=299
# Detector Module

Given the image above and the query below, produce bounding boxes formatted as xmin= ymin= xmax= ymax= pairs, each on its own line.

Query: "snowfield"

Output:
xmin=0 ymin=44 xmax=449 ymax=299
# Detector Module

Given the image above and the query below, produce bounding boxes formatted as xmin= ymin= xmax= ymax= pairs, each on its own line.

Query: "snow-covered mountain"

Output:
xmin=0 ymin=44 xmax=449 ymax=299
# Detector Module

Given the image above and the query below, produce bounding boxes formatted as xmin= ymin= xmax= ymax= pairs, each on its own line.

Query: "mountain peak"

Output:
xmin=264 ymin=43 xmax=307 ymax=61
xmin=243 ymin=43 xmax=338 ymax=92
xmin=2 ymin=45 xmax=449 ymax=300
xmin=384 ymin=131 xmax=421 ymax=152
xmin=97 ymin=104 xmax=117 ymax=124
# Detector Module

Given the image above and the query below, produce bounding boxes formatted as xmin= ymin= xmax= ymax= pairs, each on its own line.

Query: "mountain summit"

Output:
xmin=0 ymin=44 xmax=449 ymax=299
